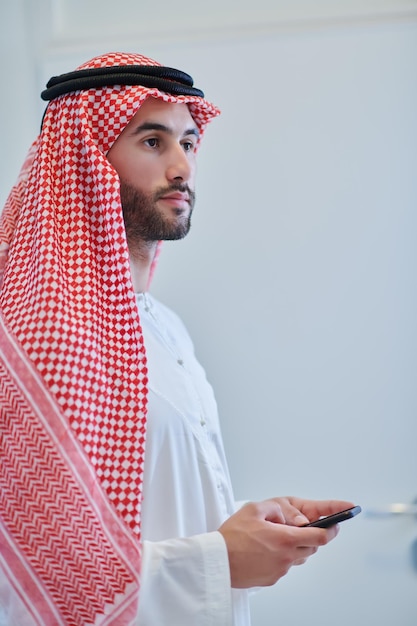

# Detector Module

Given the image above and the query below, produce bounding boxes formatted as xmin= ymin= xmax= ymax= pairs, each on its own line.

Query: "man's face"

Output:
xmin=107 ymin=97 xmax=199 ymax=246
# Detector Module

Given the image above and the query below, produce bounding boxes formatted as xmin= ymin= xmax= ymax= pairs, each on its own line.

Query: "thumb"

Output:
xmin=261 ymin=500 xmax=286 ymax=524
xmin=270 ymin=497 xmax=310 ymax=526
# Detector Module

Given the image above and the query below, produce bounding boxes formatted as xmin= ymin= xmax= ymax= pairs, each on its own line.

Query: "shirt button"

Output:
xmin=177 ymin=358 xmax=184 ymax=366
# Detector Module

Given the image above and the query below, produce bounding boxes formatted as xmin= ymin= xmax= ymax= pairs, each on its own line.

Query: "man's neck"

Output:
xmin=128 ymin=241 xmax=158 ymax=293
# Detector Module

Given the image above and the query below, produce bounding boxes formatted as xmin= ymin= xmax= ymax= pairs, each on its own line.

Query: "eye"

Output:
xmin=144 ymin=137 xmax=159 ymax=148
xmin=182 ymin=140 xmax=196 ymax=153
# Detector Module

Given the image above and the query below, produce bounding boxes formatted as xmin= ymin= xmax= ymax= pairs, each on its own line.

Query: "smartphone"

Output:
xmin=302 ymin=505 xmax=362 ymax=528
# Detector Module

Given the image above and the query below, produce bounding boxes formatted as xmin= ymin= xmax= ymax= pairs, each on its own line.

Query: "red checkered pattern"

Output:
xmin=0 ymin=51 xmax=219 ymax=623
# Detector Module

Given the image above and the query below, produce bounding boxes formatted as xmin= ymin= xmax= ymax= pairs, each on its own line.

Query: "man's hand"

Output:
xmin=218 ymin=496 xmax=354 ymax=588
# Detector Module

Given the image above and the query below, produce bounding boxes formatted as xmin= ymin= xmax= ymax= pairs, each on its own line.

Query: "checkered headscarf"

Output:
xmin=0 ymin=52 xmax=219 ymax=624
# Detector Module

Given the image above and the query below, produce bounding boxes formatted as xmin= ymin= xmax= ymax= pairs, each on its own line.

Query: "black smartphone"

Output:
xmin=302 ymin=505 xmax=362 ymax=528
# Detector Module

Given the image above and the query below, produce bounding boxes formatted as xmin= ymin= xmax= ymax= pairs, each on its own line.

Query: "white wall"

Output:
xmin=1 ymin=2 xmax=417 ymax=624
xmin=0 ymin=1 xmax=39 ymax=207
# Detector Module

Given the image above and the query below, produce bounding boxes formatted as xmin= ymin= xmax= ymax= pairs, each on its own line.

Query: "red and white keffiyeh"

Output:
xmin=0 ymin=52 xmax=219 ymax=625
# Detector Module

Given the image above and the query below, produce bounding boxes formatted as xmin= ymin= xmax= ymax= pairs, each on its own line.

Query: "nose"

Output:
xmin=166 ymin=144 xmax=193 ymax=183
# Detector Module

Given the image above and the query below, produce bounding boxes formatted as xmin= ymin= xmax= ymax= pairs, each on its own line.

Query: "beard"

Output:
xmin=119 ymin=180 xmax=196 ymax=247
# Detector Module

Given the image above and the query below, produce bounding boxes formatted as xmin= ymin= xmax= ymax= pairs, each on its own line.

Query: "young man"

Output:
xmin=0 ymin=52 xmax=353 ymax=625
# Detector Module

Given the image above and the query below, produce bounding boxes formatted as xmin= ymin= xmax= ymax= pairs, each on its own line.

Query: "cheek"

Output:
xmin=107 ymin=145 xmax=128 ymax=179
xmin=108 ymin=148 xmax=151 ymax=189
xmin=189 ymin=158 xmax=197 ymax=186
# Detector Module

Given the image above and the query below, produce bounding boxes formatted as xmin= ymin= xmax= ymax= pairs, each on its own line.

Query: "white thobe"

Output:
xmin=135 ymin=293 xmax=251 ymax=625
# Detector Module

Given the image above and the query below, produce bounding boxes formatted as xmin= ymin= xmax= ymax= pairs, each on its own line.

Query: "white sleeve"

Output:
xmin=136 ymin=531 xmax=232 ymax=626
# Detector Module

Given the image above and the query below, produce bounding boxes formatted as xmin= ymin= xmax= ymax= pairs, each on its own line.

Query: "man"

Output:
xmin=0 ymin=52 xmax=353 ymax=625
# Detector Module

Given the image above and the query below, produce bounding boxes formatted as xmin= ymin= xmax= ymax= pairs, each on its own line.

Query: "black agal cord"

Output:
xmin=41 ymin=65 xmax=205 ymax=101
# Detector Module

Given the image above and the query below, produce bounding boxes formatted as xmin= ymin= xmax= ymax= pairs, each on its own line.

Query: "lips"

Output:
xmin=158 ymin=191 xmax=190 ymax=210
xmin=160 ymin=192 xmax=190 ymax=203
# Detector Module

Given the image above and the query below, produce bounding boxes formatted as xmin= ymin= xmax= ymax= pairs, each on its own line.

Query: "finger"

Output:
xmin=293 ymin=545 xmax=319 ymax=566
xmin=288 ymin=498 xmax=356 ymax=522
xmin=244 ymin=500 xmax=286 ymax=524
xmin=292 ymin=523 xmax=340 ymax=547
xmin=270 ymin=497 xmax=310 ymax=526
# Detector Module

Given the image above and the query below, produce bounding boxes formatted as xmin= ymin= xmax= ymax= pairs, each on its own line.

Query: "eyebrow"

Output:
xmin=131 ymin=122 xmax=199 ymax=140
